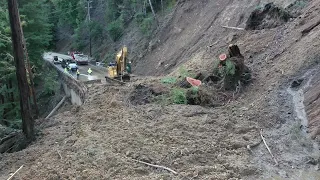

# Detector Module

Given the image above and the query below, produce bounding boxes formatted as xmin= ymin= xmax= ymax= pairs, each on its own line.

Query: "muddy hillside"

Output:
xmin=2 ymin=0 xmax=320 ymax=179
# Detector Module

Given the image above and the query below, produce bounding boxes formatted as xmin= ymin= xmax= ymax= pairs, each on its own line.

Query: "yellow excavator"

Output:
xmin=107 ymin=46 xmax=131 ymax=82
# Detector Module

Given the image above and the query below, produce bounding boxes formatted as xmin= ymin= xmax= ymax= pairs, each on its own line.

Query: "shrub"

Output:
xmin=170 ymin=88 xmax=187 ymax=104
xmin=225 ymin=60 xmax=236 ymax=75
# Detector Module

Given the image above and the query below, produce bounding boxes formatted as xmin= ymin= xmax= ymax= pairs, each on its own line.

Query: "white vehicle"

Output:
xmin=52 ymin=56 xmax=63 ymax=64
xmin=68 ymin=63 xmax=78 ymax=72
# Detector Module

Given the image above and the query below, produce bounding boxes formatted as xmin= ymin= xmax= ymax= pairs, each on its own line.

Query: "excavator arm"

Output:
xmin=116 ymin=46 xmax=128 ymax=76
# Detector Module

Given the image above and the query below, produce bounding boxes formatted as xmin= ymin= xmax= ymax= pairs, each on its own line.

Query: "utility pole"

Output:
xmin=7 ymin=0 xmax=34 ymax=140
xmin=86 ymin=0 xmax=92 ymax=57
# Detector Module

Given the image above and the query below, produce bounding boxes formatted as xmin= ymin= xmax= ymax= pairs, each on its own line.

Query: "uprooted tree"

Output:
xmin=185 ymin=44 xmax=252 ymax=106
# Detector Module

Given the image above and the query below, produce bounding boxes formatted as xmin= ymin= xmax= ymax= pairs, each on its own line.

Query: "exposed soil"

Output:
xmin=3 ymin=0 xmax=320 ymax=179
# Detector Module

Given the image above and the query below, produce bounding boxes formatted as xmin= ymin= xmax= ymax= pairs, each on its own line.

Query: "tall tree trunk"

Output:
xmin=20 ymin=19 xmax=39 ymax=118
xmin=8 ymin=0 xmax=34 ymax=140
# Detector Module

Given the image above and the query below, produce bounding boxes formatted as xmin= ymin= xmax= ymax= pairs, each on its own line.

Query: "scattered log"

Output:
xmin=260 ymin=129 xmax=279 ymax=166
xmin=45 ymin=96 xmax=67 ymax=119
xmin=222 ymin=26 xmax=245 ymax=31
xmin=7 ymin=165 xmax=24 ymax=180
xmin=133 ymin=159 xmax=178 ymax=175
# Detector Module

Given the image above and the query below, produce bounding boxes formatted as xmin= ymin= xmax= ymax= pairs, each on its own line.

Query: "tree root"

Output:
xmin=0 ymin=132 xmax=28 ymax=153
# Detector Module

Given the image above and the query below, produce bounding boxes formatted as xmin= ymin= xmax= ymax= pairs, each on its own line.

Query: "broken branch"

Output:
xmin=7 ymin=165 xmax=24 ymax=180
xmin=222 ymin=26 xmax=245 ymax=30
xmin=133 ymin=159 xmax=178 ymax=175
xmin=57 ymin=149 xmax=63 ymax=159
xmin=260 ymin=129 xmax=278 ymax=166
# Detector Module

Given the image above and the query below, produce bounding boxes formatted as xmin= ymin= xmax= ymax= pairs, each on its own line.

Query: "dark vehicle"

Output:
xmin=53 ymin=56 xmax=62 ymax=64
xmin=61 ymin=59 xmax=68 ymax=68
xmin=61 ymin=58 xmax=76 ymax=68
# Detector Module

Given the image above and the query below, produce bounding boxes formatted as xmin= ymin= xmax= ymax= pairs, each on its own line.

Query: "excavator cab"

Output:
xmin=106 ymin=46 xmax=131 ymax=82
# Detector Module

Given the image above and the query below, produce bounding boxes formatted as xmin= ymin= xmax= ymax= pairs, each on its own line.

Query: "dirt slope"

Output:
xmin=133 ymin=0 xmax=298 ymax=75
xmin=3 ymin=0 xmax=320 ymax=179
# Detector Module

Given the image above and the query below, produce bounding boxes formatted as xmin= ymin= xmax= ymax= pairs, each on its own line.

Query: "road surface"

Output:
xmin=43 ymin=52 xmax=107 ymax=82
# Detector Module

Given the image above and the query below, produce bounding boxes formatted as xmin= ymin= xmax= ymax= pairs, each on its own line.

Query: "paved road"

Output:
xmin=43 ymin=52 xmax=107 ymax=82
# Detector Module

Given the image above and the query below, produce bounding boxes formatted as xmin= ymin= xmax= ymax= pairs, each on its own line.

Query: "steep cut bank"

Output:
xmin=132 ymin=0 xmax=308 ymax=75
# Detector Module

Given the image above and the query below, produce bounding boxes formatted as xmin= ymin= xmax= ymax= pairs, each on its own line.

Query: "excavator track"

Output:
xmin=105 ymin=76 xmax=126 ymax=85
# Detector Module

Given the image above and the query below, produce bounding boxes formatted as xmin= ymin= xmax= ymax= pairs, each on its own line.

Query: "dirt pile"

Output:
xmin=0 ymin=83 xmax=261 ymax=179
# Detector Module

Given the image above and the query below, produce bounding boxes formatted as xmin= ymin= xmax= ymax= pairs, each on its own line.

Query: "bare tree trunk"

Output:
xmin=8 ymin=0 xmax=34 ymax=140
xmin=148 ymin=0 xmax=156 ymax=18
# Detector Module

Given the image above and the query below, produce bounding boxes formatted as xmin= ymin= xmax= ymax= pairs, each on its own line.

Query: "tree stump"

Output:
xmin=178 ymin=72 xmax=205 ymax=88
xmin=223 ymin=44 xmax=249 ymax=90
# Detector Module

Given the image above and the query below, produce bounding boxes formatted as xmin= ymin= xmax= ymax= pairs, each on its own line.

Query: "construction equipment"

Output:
xmin=106 ymin=46 xmax=131 ymax=82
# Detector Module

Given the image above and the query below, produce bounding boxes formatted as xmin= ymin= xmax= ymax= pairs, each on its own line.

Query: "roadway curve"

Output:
xmin=43 ymin=52 xmax=107 ymax=82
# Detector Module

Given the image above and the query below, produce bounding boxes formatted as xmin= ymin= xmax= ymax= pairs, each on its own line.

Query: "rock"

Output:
xmin=306 ymin=156 xmax=318 ymax=165
xmin=278 ymin=170 xmax=288 ymax=178
xmin=291 ymin=78 xmax=304 ymax=88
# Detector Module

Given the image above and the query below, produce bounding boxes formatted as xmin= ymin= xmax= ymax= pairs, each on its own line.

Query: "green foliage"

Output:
xmin=72 ymin=23 xmax=87 ymax=50
xmin=20 ymin=0 xmax=53 ymax=69
xmin=214 ymin=59 xmax=236 ymax=76
xmin=0 ymin=1 xmax=54 ymax=128
xmin=107 ymin=17 xmax=124 ymax=41
xmin=190 ymin=86 xmax=199 ymax=94
xmin=42 ymin=70 xmax=59 ymax=96
xmin=161 ymin=77 xmax=177 ymax=84
xmin=225 ymin=60 xmax=236 ymax=75
xmin=170 ymin=88 xmax=187 ymax=104
xmin=90 ymin=22 xmax=103 ymax=41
